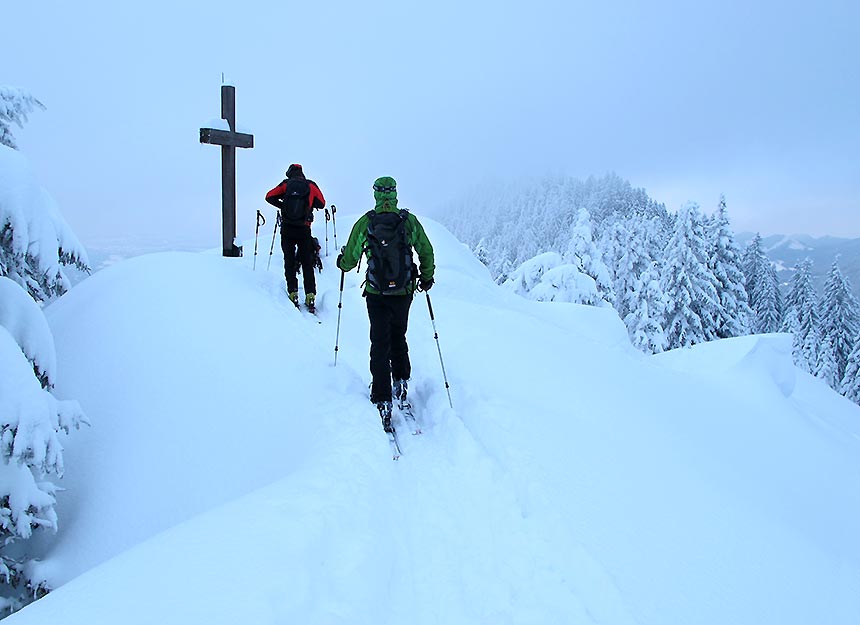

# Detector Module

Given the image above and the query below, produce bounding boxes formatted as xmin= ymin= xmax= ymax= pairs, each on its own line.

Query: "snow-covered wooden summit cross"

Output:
xmin=199 ymin=85 xmax=254 ymax=257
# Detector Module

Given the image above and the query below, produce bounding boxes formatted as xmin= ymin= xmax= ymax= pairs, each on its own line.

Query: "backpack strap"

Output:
xmin=398 ymin=210 xmax=418 ymax=291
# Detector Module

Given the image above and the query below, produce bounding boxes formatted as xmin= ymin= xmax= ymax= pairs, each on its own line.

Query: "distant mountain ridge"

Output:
xmin=736 ymin=232 xmax=860 ymax=298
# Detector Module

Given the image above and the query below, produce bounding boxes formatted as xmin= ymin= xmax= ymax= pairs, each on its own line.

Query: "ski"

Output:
xmin=398 ymin=401 xmax=422 ymax=435
xmin=294 ymin=304 xmax=321 ymax=324
xmin=377 ymin=401 xmax=402 ymax=460
xmin=393 ymin=380 xmax=421 ymax=435
xmin=387 ymin=428 xmax=402 ymax=460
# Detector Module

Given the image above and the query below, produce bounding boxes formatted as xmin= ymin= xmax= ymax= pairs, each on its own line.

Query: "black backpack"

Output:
xmin=281 ymin=178 xmax=310 ymax=225
xmin=293 ymin=237 xmax=323 ymax=275
xmin=365 ymin=209 xmax=416 ymax=293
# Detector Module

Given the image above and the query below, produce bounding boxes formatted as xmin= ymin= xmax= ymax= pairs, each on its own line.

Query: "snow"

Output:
xmin=502 ymin=251 xmax=607 ymax=307
xmin=0 ymin=327 xmax=61 ymax=534
xmin=0 ymin=276 xmax=56 ymax=385
xmin=202 ymin=118 xmax=231 ymax=131
xmin=5 ymin=216 xmax=860 ymax=624
xmin=0 ymin=145 xmax=88 ymax=297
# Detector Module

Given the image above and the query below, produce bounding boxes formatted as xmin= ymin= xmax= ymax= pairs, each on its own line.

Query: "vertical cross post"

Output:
xmin=220 ymin=86 xmax=237 ymax=257
xmin=200 ymin=85 xmax=254 ymax=257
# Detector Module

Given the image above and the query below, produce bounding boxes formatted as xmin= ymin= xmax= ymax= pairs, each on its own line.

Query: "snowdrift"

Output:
xmin=9 ymin=216 xmax=860 ymax=625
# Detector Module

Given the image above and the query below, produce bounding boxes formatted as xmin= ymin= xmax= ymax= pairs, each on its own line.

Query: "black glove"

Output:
xmin=419 ymin=277 xmax=434 ymax=292
xmin=336 ymin=252 xmax=345 ymax=271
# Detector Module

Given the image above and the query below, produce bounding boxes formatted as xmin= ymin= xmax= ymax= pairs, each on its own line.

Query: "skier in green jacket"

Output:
xmin=337 ymin=176 xmax=435 ymax=433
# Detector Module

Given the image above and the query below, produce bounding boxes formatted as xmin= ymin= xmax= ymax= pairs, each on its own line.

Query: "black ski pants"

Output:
xmin=280 ymin=224 xmax=316 ymax=295
xmin=366 ymin=293 xmax=412 ymax=404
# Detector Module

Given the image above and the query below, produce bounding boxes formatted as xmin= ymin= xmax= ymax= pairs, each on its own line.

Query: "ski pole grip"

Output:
xmin=425 ymin=292 xmax=435 ymax=321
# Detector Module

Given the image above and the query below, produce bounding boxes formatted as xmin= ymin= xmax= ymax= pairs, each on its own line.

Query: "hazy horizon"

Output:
xmin=6 ymin=0 xmax=859 ymax=247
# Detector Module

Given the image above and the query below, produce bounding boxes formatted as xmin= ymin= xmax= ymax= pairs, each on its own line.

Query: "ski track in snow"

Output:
xmin=242 ymin=252 xmax=635 ymax=624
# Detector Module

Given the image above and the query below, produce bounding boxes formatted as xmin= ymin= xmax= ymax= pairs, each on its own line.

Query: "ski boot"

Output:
xmin=305 ymin=292 xmax=316 ymax=314
xmin=377 ymin=400 xmax=394 ymax=433
xmin=288 ymin=291 xmax=299 ymax=308
xmin=393 ymin=379 xmax=411 ymax=411
xmin=394 ymin=379 xmax=421 ymax=435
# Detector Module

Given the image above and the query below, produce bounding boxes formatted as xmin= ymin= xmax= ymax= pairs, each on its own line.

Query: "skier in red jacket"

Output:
xmin=265 ymin=164 xmax=325 ymax=312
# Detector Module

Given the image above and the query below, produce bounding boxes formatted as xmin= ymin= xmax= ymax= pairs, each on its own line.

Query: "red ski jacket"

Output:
xmin=265 ymin=176 xmax=326 ymax=227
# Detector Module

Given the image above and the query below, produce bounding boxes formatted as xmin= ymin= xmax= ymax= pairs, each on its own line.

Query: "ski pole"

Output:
xmin=253 ymin=210 xmax=266 ymax=270
xmin=267 ymin=212 xmax=281 ymax=271
xmin=425 ymin=292 xmax=453 ymax=408
xmin=331 ymin=204 xmax=338 ymax=252
xmin=325 ymin=207 xmax=331 ymax=257
xmin=334 ymin=269 xmax=345 ymax=366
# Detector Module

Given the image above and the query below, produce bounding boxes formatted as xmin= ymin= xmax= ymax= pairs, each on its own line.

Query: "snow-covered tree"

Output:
xmin=743 ymin=234 xmax=782 ymax=333
xmin=818 ymin=258 xmax=860 ymax=388
xmin=706 ymin=196 xmax=751 ymax=338
xmin=0 ymin=278 xmax=87 ymax=613
xmin=0 ymin=87 xmax=45 ymax=151
xmin=474 ymin=238 xmax=491 ymax=267
xmin=564 ymin=207 xmax=615 ymax=306
xmin=623 ymin=261 xmax=668 ymax=353
xmin=816 ymin=335 xmax=839 ymax=388
xmin=0 ymin=95 xmax=88 ymax=613
xmin=781 ymin=259 xmax=819 ymax=373
xmin=661 ymin=202 xmax=721 ymax=348
xmin=840 ymin=336 xmax=860 ymax=404
xmin=605 ymin=217 xmax=667 ymax=353
xmin=503 ymin=252 xmax=606 ymax=306
xmin=1 ymin=145 xmax=88 ymax=302
xmin=754 ymin=263 xmax=783 ymax=334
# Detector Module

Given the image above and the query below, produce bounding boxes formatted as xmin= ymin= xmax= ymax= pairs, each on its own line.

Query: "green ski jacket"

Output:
xmin=337 ymin=193 xmax=435 ymax=296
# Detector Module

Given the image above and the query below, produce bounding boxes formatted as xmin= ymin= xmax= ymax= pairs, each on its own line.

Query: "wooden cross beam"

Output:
xmin=200 ymin=85 xmax=254 ymax=257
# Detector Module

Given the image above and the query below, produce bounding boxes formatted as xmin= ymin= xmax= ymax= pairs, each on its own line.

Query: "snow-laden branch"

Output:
xmin=0 ymin=145 xmax=89 ymax=302
xmin=0 ymin=276 xmax=56 ymax=387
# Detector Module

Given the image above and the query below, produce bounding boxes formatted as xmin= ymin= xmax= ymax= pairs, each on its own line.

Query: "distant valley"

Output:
xmin=736 ymin=233 xmax=860 ymax=298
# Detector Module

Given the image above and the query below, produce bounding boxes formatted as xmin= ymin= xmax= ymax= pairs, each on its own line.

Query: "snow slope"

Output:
xmin=8 ymin=216 xmax=860 ymax=624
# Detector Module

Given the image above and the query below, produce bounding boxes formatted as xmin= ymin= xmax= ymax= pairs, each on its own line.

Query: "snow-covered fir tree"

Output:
xmin=742 ymin=234 xmax=766 ymax=313
xmin=660 ymin=202 xmax=721 ymax=349
xmin=0 ymin=278 xmax=87 ymax=613
xmin=623 ymin=261 xmax=668 ymax=353
xmin=0 ymin=87 xmax=45 ymax=151
xmin=605 ymin=217 xmax=667 ymax=353
xmin=816 ymin=335 xmax=839 ymax=389
xmin=503 ymin=252 xmax=606 ymax=307
xmin=742 ymin=234 xmax=782 ymax=333
xmin=706 ymin=195 xmax=752 ymax=338
xmin=754 ymin=263 xmax=783 ymax=334
xmin=840 ymin=336 xmax=860 ymax=404
xmin=780 ymin=259 xmax=819 ymax=373
xmin=0 ymin=93 xmax=88 ymax=614
xmin=474 ymin=238 xmax=491 ymax=267
xmin=818 ymin=258 xmax=860 ymax=388
xmin=564 ymin=207 xmax=615 ymax=306
xmin=0 ymin=145 xmax=88 ymax=302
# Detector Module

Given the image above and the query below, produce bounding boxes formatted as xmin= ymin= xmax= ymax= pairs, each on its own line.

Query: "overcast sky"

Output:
xmin=6 ymin=0 xmax=860 ymax=248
